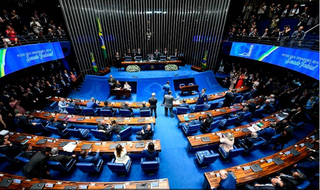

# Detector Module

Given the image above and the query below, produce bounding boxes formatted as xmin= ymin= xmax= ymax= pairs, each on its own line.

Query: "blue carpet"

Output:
xmin=1 ymin=67 xmax=316 ymax=189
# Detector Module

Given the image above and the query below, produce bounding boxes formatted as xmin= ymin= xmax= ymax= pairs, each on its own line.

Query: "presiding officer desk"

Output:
xmin=30 ymin=111 xmax=156 ymax=126
xmin=8 ymin=131 xmax=161 ymax=155
xmin=121 ymin=60 xmax=182 ymax=66
xmin=177 ymin=96 xmax=263 ymax=123
xmin=0 ymin=173 xmax=169 ymax=189
xmin=187 ymin=111 xmax=288 ymax=151
xmin=203 ymin=129 xmax=318 ymax=189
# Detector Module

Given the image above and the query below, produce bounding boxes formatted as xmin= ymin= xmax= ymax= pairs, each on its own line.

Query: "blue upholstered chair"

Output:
xmin=107 ymin=158 xmax=132 ymax=174
xmin=47 ymin=158 xmax=77 ymax=172
xmin=190 ymin=104 xmax=205 ymax=112
xmin=182 ymin=123 xmax=200 ymax=135
xmin=219 ymin=117 xmax=238 ymax=128
xmin=263 ymin=134 xmax=281 ymax=146
xmin=118 ymin=126 xmax=132 ymax=140
xmin=47 ymin=125 xmax=68 ymax=137
xmin=66 ymin=107 xmax=79 ymax=115
xmin=206 ymin=102 xmax=219 ymax=110
xmin=140 ymin=157 xmax=160 ymax=173
xmin=239 ymin=140 xmax=265 ymax=153
xmin=101 ymin=109 xmax=116 ymax=117
xmin=50 ymin=101 xmax=59 ymax=112
xmin=82 ymin=107 xmax=100 ymax=116
xmin=233 ymin=95 xmax=243 ymax=104
xmin=241 ymin=92 xmax=251 ymax=102
xmin=140 ymin=110 xmax=151 ymax=117
xmin=290 ymin=113 xmax=311 ymax=129
xmin=297 ymin=180 xmax=310 ymax=190
xmin=66 ymin=128 xmax=90 ymax=139
xmin=176 ymin=107 xmax=188 ymax=115
xmin=204 ymin=120 xmax=219 ymax=133
xmin=236 ymin=112 xmax=252 ymax=124
xmin=119 ymin=109 xmax=133 ymax=117
xmin=219 ymin=145 xmax=244 ymax=160
xmin=91 ymin=129 xmax=109 ymax=140
xmin=195 ymin=150 xmax=219 ymax=166
xmin=252 ymin=108 xmax=264 ymax=118
xmin=76 ymin=158 xmax=104 ymax=173
xmin=14 ymin=153 xmax=30 ymax=165
xmin=0 ymin=153 xmax=8 ymax=162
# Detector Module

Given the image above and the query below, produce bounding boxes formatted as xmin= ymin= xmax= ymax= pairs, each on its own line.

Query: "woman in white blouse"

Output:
xmin=219 ymin=132 xmax=235 ymax=153
xmin=114 ymin=144 xmax=130 ymax=164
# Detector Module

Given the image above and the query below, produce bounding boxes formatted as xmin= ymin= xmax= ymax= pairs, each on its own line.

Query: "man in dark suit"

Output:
xmin=238 ymin=132 xmax=263 ymax=149
xmin=223 ymin=89 xmax=235 ymax=107
xmin=200 ymin=113 xmax=214 ymax=132
xmin=49 ymin=147 xmax=76 ymax=166
xmin=136 ymin=124 xmax=153 ymax=140
xmin=178 ymin=99 xmax=189 ymax=108
xmin=257 ymin=124 xmax=276 ymax=141
xmin=15 ymin=112 xmax=33 ymax=131
xmin=247 ymin=99 xmax=258 ymax=114
xmin=154 ymin=49 xmax=161 ymax=60
xmin=67 ymin=99 xmax=82 ymax=114
xmin=121 ymin=102 xmax=133 ymax=114
xmin=48 ymin=117 xmax=69 ymax=133
xmin=108 ymin=74 xmax=116 ymax=87
xmin=78 ymin=148 xmax=100 ymax=164
xmin=197 ymin=88 xmax=208 ymax=105
xmin=97 ymin=120 xmax=113 ymax=137
xmin=289 ymin=107 xmax=304 ymax=123
xmin=22 ymin=147 xmax=52 ymax=179
xmin=162 ymin=81 xmax=171 ymax=105
xmin=148 ymin=93 xmax=157 ymax=118
xmin=20 ymin=144 xmax=36 ymax=159
xmin=137 ymin=48 xmax=142 ymax=56
xmin=164 ymin=91 xmax=179 ymax=118
xmin=102 ymin=101 xmax=116 ymax=116
xmin=140 ymin=101 xmax=149 ymax=110
xmin=218 ymin=170 xmax=237 ymax=190
xmin=0 ymin=135 xmax=21 ymax=159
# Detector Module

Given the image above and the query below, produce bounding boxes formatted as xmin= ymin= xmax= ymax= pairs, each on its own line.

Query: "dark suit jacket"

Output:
xmin=141 ymin=125 xmax=153 ymax=140
xmin=49 ymin=154 xmax=73 ymax=166
xmin=223 ymin=92 xmax=235 ymax=107
xmin=20 ymin=150 xmax=37 ymax=159
xmin=219 ymin=173 xmax=237 ymax=190
xmin=247 ymin=102 xmax=257 ymax=113
xmin=140 ymin=106 xmax=149 ymax=110
xmin=78 ymin=152 xmax=100 ymax=164
xmin=121 ymin=105 xmax=133 ymax=113
xmin=148 ymin=97 xmax=157 ymax=109
xmin=291 ymin=111 xmax=305 ymax=123
xmin=22 ymin=152 xmax=48 ymax=179
xmin=142 ymin=149 xmax=158 ymax=161
xmin=197 ymin=93 xmax=208 ymax=104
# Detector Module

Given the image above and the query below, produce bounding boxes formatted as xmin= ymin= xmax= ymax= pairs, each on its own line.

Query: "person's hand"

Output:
xmin=254 ymin=184 xmax=261 ymax=187
xmin=72 ymin=154 xmax=76 ymax=157
xmin=97 ymin=149 xmax=100 ymax=153
xmin=46 ymin=171 xmax=50 ymax=175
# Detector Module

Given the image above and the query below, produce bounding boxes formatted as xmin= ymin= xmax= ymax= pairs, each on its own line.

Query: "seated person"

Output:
xmin=20 ymin=144 xmax=37 ymax=159
xmin=234 ymin=107 xmax=249 ymax=122
xmin=140 ymin=101 xmax=149 ymax=110
xmin=114 ymin=144 xmax=130 ymax=164
xmin=121 ymin=101 xmax=133 ymax=114
xmin=257 ymin=123 xmax=276 ymax=141
xmin=178 ymin=99 xmax=189 ymax=108
xmin=86 ymin=97 xmax=99 ymax=109
xmin=218 ymin=132 xmax=234 ymax=153
xmin=260 ymin=99 xmax=273 ymax=113
xmin=136 ymin=124 xmax=153 ymax=140
xmin=200 ymin=113 xmax=214 ymax=132
xmin=114 ymin=80 xmax=122 ymax=90
xmin=78 ymin=148 xmax=100 ymax=164
xmin=67 ymin=99 xmax=82 ymax=114
xmin=238 ymin=132 xmax=263 ymax=149
xmin=179 ymin=116 xmax=202 ymax=128
xmin=154 ymin=49 xmax=161 ymax=60
xmin=109 ymin=119 xmax=122 ymax=134
xmin=102 ymin=101 xmax=116 ymax=115
xmin=97 ymin=120 xmax=113 ymax=137
xmin=0 ymin=135 xmax=21 ymax=159
xmin=142 ymin=142 xmax=158 ymax=161
xmin=15 ymin=112 xmax=33 ymax=131
xmin=49 ymin=147 xmax=76 ymax=166
xmin=123 ymin=82 xmax=131 ymax=91
xmin=58 ymin=97 xmax=68 ymax=114
xmin=48 ymin=117 xmax=70 ymax=132
xmin=247 ymin=99 xmax=258 ymax=114
xmin=289 ymin=107 xmax=304 ymax=124
xmin=218 ymin=170 xmax=237 ymax=190
xmin=108 ymin=74 xmax=116 ymax=87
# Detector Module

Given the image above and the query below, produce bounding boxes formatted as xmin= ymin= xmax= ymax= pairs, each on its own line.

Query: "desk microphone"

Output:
xmin=132 ymin=76 xmax=138 ymax=78
xmin=174 ymin=74 xmax=178 ymax=76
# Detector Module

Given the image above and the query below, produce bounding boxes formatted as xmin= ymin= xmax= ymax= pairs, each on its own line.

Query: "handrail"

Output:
xmin=303 ymin=23 xmax=320 ymax=39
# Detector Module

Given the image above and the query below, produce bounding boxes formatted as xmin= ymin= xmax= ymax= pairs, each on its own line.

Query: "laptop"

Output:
xmin=136 ymin=183 xmax=149 ymax=189
xmin=59 ymin=142 xmax=68 ymax=147
xmin=36 ymin=139 xmax=47 ymax=145
xmin=30 ymin=183 xmax=46 ymax=190
xmin=76 ymin=117 xmax=85 ymax=121
xmin=15 ymin=135 xmax=26 ymax=141
xmin=58 ymin=115 xmax=66 ymax=119
xmin=96 ymin=118 xmax=103 ymax=122
xmin=268 ymin=118 xmax=276 ymax=122
xmin=114 ymin=184 xmax=124 ymax=189
xmin=135 ymin=142 xmax=145 ymax=148
xmin=290 ymin=149 xmax=300 ymax=156
xmin=242 ymin=128 xmax=250 ymax=132
xmin=138 ymin=119 xmax=145 ymax=122
xmin=188 ymin=115 xmax=195 ymax=118
xmin=305 ymin=142 xmax=314 ymax=149
xmin=273 ymin=157 xmax=284 ymax=165
xmin=233 ymin=106 xmax=240 ymax=109
xmin=109 ymin=143 xmax=127 ymax=150
xmin=63 ymin=186 xmax=77 ymax=190
xmin=201 ymin=137 xmax=211 ymax=142
xmin=0 ymin=178 xmax=13 ymax=187
xmin=43 ymin=113 xmax=51 ymax=117
xmin=116 ymin=119 xmax=124 ymax=122
xmin=81 ymin=144 xmax=92 ymax=150
xmin=220 ymin=109 xmax=227 ymax=113
xmin=250 ymin=164 xmax=263 ymax=172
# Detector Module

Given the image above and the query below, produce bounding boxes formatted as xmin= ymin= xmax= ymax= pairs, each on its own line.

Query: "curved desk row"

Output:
xmin=0 ymin=173 xmax=169 ymax=190
xmin=203 ymin=130 xmax=318 ymax=189
xmin=30 ymin=111 xmax=156 ymax=126
xmin=187 ymin=111 xmax=288 ymax=150
xmin=48 ymin=87 xmax=249 ymax=108
xmin=9 ymin=131 xmax=161 ymax=155
xmin=177 ymin=96 xmax=263 ymax=123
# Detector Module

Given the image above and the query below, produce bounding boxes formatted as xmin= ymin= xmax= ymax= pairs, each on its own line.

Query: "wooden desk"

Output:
xmin=203 ymin=130 xmax=318 ymax=189
xmin=31 ymin=111 xmax=156 ymax=126
xmin=0 ymin=172 xmax=169 ymax=189
xmin=97 ymin=67 xmax=110 ymax=76
xmin=9 ymin=131 xmax=161 ymax=155
xmin=187 ymin=111 xmax=287 ymax=150
xmin=48 ymin=97 xmax=150 ymax=109
xmin=180 ymin=85 xmax=199 ymax=94
xmin=172 ymin=86 xmax=249 ymax=107
xmin=121 ymin=60 xmax=181 ymax=65
xmin=110 ymin=89 xmax=131 ymax=97
xmin=177 ymin=97 xmax=263 ymax=123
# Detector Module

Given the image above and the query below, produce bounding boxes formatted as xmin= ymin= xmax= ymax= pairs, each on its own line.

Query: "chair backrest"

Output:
xmin=120 ymin=109 xmax=131 ymax=117
xmin=176 ymin=107 xmax=188 ymax=115
xmin=207 ymin=102 xmax=219 ymax=110
xmin=225 ymin=117 xmax=238 ymax=126
xmin=186 ymin=123 xmax=200 ymax=135
xmin=297 ymin=180 xmax=310 ymax=190
xmin=0 ymin=153 xmax=7 ymax=162
xmin=240 ymin=112 xmax=252 ymax=123
xmin=202 ymin=153 xmax=219 ymax=165
xmin=76 ymin=162 xmax=98 ymax=173
xmin=253 ymin=108 xmax=264 ymax=118
xmin=206 ymin=120 xmax=219 ymax=132
xmin=229 ymin=147 xmax=245 ymax=158
xmin=233 ymin=95 xmax=243 ymax=103
xmin=194 ymin=104 xmax=205 ymax=112
xmin=101 ymin=109 xmax=114 ymax=117
xmin=124 ymin=56 xmax=132 ymax=61
xmin=107 ymin=159 xmax=130 ymax=173
xmin=67 ymin=128 xmax=85 ymax=138
xmin=82 ymin=108 xmax=95 ymax=116
xmin=140 ymin=110 xmax=151 ymax=117
xmin=179 ymin=83 xmax=185 ymax=87
xmin=241 ymin=92 xmax=251 ymax=101
xmin=141 ymin=157 xmax=160 ymax=172
xmin=47 ymin=125 xmax=65 ymax=136
xmin=66 ymin=107 xmax=77 ymax=114
xmin=248 ymin=140 xmax=265 ymax=152
xmin=47 ymin=161 xmax=67 ymax=171
xmin=14 ymin=153 xmax=30 ymax=164
xmin=50 ymin=101 xmax=58 ymax=110
xmin=91 ymin=129 xmax=109 ymax=140
xmin=31 ymin=123 xmax=45 ymax=131
xmin=119 ymin=126 xmax=132 ymax=140
xmin=188 ymin=83 xmax=194 ymax=86
xmin=268 ymin=134 xmax=281 ymax=145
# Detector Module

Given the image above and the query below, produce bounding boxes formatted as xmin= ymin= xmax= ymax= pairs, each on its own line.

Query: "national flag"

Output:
xmin=90 ymin=52 xmax=98 ymax=72
xmin=202 ymin=50 xmax=208 ymax=69
xmin=96 ymin=17 xmax=107 ymax=59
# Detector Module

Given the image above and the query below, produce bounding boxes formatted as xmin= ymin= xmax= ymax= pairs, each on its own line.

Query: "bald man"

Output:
xmin=218 ymin=170 xmax=237 ymax=190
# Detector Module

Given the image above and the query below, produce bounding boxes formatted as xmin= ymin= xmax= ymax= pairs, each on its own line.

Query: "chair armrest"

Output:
xmin=66 ymin=158 xmax=76 ymax=168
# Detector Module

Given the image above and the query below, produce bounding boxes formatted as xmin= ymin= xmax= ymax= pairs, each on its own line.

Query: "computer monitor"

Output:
xmin=170 ymin=56 xmax=177 ymax=61
xmin=135 ymin=56 xmax=142 ymax=61
xmin=160 ymin=56 xmax=166 ymax=61
xmin=125 ymin=56 xmax=132 ymax=62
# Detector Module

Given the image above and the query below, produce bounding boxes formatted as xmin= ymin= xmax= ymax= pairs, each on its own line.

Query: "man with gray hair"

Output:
xmin=49 ymin=147 xmax=76 ymax=166
xmin=218 ymin=169 xmax=237 ymax=190
xmin=140 ymin=101 xmax=149 ymax=111
xmin=238 ymin=132 xmax=263 ymax=150
xmin=148 ymin=93 xmax=157 ymax=118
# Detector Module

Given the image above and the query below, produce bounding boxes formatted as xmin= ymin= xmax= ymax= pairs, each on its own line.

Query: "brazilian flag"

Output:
xmin=96 ymin=17 xmax=107 ymax=59
xmin=0 ymin=49 xmax=7 ymax=77
xmin=202 ymin=50 xmax=208 ymax=69
xmin=90 ymin=52 xmax=98 ymax=72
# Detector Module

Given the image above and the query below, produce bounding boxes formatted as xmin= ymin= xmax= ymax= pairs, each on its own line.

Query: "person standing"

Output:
xmin=164 ymin=91 xmax=179 ymax=118
xmin=197 ymin=88 xmax=208 ymax=105
xmin=148 ymin=93 xmax=157 ymax=118
xmin=162 ymin=81 xmax=171 ymax=105
xmin=108 ymin=74 xmax=116 ymax=87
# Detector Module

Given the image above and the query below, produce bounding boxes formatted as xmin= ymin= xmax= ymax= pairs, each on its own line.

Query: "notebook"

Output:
xmin=305 ymin=142 xmax=314 ymax=149
xmin=137 ymin=103 xmax=142 ymax=105
xmin=58 ymin=115 xmax=66 ymax=119
xmin=43 ymin=113 xmax=51 ymax=117
xmin=78 ymin=185 xmax=88 ymax=189
xmin=250 ymin=164 xmax=263 ymax=172
xmin=81 ymin=144 xmax=92 ymax=150
xmin=63 ymin=186 xmax=77 ymax=190
xmin=114 ymin=184 xmax=123 ymax=189
xmin=30 ymin=183 xmax=46 ymax=190
xmin=96 ymin=118 xmax=103 ymax=122
xmin=136 ymin=183 xmax=149 ymax=189
xmin=116 ymin=119 xmax=124 ymax=122
xmin=242 ymin=128 xmax=250 ymax=132
xmin=188 ymin=115 xmax=195 ymax=118
xmin=15 ymin=135 xmax=26 ymax=141
xmin=76 ymin=117 xmax=85 ymax=121
xmin=273 ymin=157 xmax=284 ymax=165
xmin=102 ymin=186 xmax=112 ymax=190
xmin=150 ymin=182 xmax=159 ymax=187
xmin=201 ymin=137 xmax=211 ymax=142
xmin=135 ymin=142 xmax=145 ymax=148
xmin=0 ymin=178 xmax=13 ymax=187
xmin=268 ymin=118 xmax=276 ymax=122
xmin=290 ymin=149 xmax=300 ymax=156
xmin=183 ymin=115 xmax=190 ymax=121
xmin=109 ymin=144 xmax=117 ymax=150
xmin=220 ymin=109 xmax=227 ymax=113
xmin=59 ymin=142 xmax=68 ymax=147
xmin=233 ymin=106 xmax=240 ymax=109
xmin=218 ymin=93 xmax=223 ymax=96
xmin=36 ymin=139 xmax=47 ymax=145
xmin=138 ymin=119 xmax=145 ymax=122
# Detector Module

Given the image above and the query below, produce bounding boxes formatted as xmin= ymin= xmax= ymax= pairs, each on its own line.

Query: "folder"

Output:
xmin=290 ymin=149 xmax=300 ymax=156
xmin=36 ymin=139 xmax=47 ymax=145
xmin=96 ymin=118 xmax=103 ymax=122
xmin=188 ymin=115 xmax=195 ymax=118
xmin=63 ymin=186 xmax=77 ymax=190
xmin=116 ymin=119 xmax=124 ymax=122
xmin=30 ymin=183 xmax=45 ymax=190
xmin=58 ymin=115 xmax=66 ymax=119
xmin=241 ymin=128 xmax=250 ymax=132
xmin=268 ymin=118 xmax=276 ymax=122
xmin=220 ymin=109 xmax=227 ymax=113
xmin=76 ymin=117 xmax=85 ymax=121
xmin=250 ymin=164 xmax=263 ymax=172
xmin=0 ymin=178 xmax=13 ymax=187
xmin=138 ymin=119 xmax=145 ymax=122
xmin=59 ymin=142 xmax=68 ymax=147
xmin=135 ymin=142 xmax=145 ymax=148
xmin=15 ymin=136 xmax=26 ymax=141
xmin=201 ymin=137 xmax=211 ymax=142
xmin=81 ymin=144 xmax=92 ymax=150
xmin=233 ymin=106 xmax=240 ymax=109
xmin=273 ymin=157 xmax=284 ymax=165
xmin=136 ymin=183 xmax=149 ymax=189
xmin=43 ymin=113 xmax=51 ymax=117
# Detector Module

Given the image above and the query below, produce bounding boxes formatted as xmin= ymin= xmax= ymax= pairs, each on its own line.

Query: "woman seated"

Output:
xmin=142 ymin=142 xmax=158 ymax=161
xmin=6 ymin=26 xmax=19 ymax=45
xmin=114 ymin=144 xmax=130 ymax=164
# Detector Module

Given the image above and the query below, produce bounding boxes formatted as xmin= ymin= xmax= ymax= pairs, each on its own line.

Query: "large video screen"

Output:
xmin=0 ymin=42 xmax=64 ymax=77
xmin=230 ymin=42 xmax=319 ymax=80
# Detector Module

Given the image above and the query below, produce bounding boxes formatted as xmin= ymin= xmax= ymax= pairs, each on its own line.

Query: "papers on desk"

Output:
xmin=173 ymin=100 xmax=180 ymax=105
xmin=63 ymin=142 xmax=77 ymax=152
xmin=247 ymin=124 xmax=260 ymax=132
xmin=0 ymin=130 xmax=9 ymax=136
xmin=183 ymin=115 xmax=190 ymax=121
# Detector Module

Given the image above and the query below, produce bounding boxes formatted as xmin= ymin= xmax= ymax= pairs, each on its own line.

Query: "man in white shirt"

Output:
xmin=30 ymin=17 xmax=42 ymax=35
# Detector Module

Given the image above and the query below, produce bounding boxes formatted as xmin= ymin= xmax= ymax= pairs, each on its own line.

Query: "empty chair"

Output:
xmin=219 ymin=145 xmax=244 ymax=160
xmin=264 ymin=134 xmax=281 ymax=146
xmin=14 ymin=153 xmax=30 ymax=165
xmin=297 ymin=180 xmax=310 ymax=190
xmin=204 ymin=120 xmax=219 ymax=133
xmin=47 ymin=158 xmax=77 ymax=172
xmin=190 ymin=104 xmax=205 ymax=112
xmin=66 ymin=128 xmax=90 ymax=139
xmin=219 ymin=117 xmax=238 ymax=128
xmin=176 ymin=107 xmax=188 ymax=115
xmin=252 ymin=108 xmax=264 ymax=118
xmin=241 ymin=92 xmax=251 ymax=102
xmin=76 ymin=158 xmax=104 ymax=173
xmin=195 ymin=150 xmax=219 ymax=166
xmin=182 ymin=123 xmax=200 ymax=135
xmin=91 ymin=129 xmax=109 ymax=140
xmin=50 ymin=101 xmax=59 ymax=112
xmin=290 ymin=113 xmax=311 ymax=129
xmin=82 ymin=107 xmax=100 ymax=116
xmin=140 ymin=157 xmax=160 ymax=173
xmin=0 ymin=153 xmax=7 ymax=162
xmin=233 ymin=95 xmax=243 ymax=104
xmin=240 ymin=140 xmax=265 ymax=153
xmin=206 ymin=102 xmax=219 ymax=110
xmin=119 ymin=109 xmax=133 ymax=117
xmin=30 ymin=123 xmax=47 ymax=133
xmin=140 ymin=110 xmax=151 ymax=117
xmin=107 ymin=158 xmax=132 ymax=174
xmin=236 ymin=112 xmax=252 ymax=124
xmin=101 ymin=109 xmax=116 ymax=117
xmin=118 ymin=126 xmax=132 ymax=140
xmin=47 ymin=125 xmax=68 ymax=137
